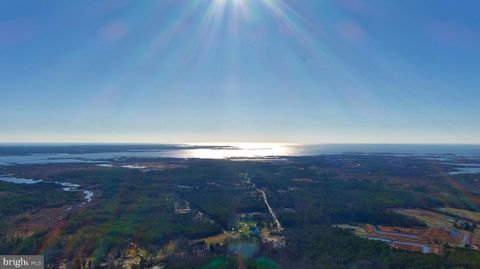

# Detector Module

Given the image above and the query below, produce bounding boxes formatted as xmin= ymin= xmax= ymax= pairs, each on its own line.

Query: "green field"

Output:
xmin=440 ymin=207 xmax=480 ymax=222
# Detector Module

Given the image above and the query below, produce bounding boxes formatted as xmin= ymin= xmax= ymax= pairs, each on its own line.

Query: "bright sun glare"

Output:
xmin=211 ymin=0 xmax=250 ymax=18
xmin=185 ymin=143 xmax=294 ymax=159
xmin=204 ymin=0 xmax=308 ymax=45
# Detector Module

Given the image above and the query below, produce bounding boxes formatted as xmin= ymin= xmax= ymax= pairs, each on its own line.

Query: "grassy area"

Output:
xmin=334 ymin=224 xmax=368 ymax=237
xmin=440 ymin=207 xmax=480 ymax=222
xmin=201 ymin=232 xmax=233 ymax=245
xmin=396 ymin=209 xmax=454 ymax=229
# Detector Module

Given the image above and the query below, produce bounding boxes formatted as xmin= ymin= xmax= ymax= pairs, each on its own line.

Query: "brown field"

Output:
xmin=193 ymin=231 xmax=236 ymax=246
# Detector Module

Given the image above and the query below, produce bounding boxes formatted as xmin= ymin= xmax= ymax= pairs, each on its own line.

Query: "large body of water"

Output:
xmin=0 ymin=144 xmax=479 ymax=165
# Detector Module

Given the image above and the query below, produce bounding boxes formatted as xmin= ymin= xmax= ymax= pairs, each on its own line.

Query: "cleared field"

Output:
xmin=439 ymin=207 xmax=480 ymax=222
xmin=395 ymin=208 xmax=455 ymax=229
xmin=395 ymin=209 xmax=474 ymax=248
xmin=334 ymin=224 xmax=368 ymax=237
xmin=337 ymin=209 xmax=480 ymax=254
xmin=196 ymin=231 xmax=234 ymax=246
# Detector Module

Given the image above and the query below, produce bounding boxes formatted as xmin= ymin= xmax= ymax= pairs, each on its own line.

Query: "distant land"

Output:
xmin=1 ymin=144 xmax=480 ymax=268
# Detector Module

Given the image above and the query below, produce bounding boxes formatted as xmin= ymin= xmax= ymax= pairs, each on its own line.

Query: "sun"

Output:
xmin=210 ymin=0 xmax=250 ymax=19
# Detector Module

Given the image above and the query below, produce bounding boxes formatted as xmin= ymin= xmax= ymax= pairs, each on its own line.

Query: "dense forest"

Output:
xmin=1 ymin=154 xmax=480 ymax=268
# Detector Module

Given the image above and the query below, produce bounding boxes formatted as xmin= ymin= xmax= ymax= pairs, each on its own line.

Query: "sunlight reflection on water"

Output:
xmin=183 ymin=143 xmax=294 ymax=159
xmin=0 ymin=144 xmax=480 ymax=165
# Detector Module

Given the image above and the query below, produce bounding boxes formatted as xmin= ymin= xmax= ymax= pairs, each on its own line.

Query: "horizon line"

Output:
xmin=0 ymin=142 xmax=479 ymax=146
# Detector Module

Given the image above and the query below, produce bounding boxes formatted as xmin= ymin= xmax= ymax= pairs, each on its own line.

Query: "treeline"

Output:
xmin=278 ymin=225 xmax=446 ymax=269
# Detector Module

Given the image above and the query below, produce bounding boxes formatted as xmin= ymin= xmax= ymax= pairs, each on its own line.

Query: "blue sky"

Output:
xmin=1 ymin=0 xmax=479 ymax=143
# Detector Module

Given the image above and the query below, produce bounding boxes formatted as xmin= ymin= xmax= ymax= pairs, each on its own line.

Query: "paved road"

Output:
xmin=257 ymin=188 xmax=283 ymax=231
